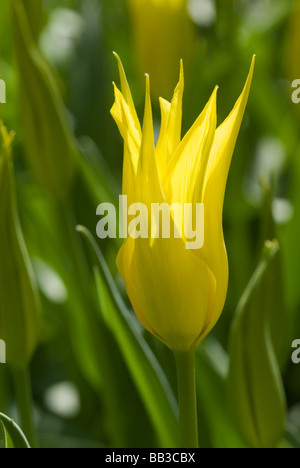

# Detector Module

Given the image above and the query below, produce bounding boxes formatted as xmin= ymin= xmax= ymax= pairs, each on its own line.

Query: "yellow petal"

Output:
xmin=113 ymin=52 xmax=141 ymax=135
xmin=195 ymin=56 xmax=255 ymax=344
xmin=137 ymin=75 xmax=164 ymax=206
xmin=163 ymin=86 xmax=218 ymax=205
xmin=156 ymin=61 xmax=184 ymax=181
xmin=121 ymin=234 xmax=216 ymax=351
xmin=110 ymin=83 xmax=141 ymax=206
xmin=204 ymin=56 xmax=256 ymax=206
xmin=111 ymin=54 xmax=143 ymax=206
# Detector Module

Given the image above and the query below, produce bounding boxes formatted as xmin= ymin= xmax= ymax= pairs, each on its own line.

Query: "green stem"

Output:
xmin=174 ymin=350 xmax=198 ymax=448
xmin=11 ymin=365 xmax=37 ymax=448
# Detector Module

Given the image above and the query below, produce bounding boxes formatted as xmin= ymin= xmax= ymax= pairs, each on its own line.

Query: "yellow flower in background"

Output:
xmin=128 ymin=0 xmax=196 ymax=99
xmin=111 ymin=54 xmax=255 ymax=351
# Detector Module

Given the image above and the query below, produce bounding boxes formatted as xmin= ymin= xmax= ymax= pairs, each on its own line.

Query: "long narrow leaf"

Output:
xmin=0 ymin=413 xmax=30 ymax=449
xmin=227 ymin=240 xmax=286 ymax=448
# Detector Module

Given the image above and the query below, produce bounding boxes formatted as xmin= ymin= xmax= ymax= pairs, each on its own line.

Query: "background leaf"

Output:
xmin=227 ymin=240 xmax=286 ymax=448
xmin=0 ymin=413 xmax=30 ymax=449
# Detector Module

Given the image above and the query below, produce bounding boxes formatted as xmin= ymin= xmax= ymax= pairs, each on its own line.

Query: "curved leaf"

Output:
xmin=0 ymin=125 xmax=39 ymax=366
xmin=0 ymin=413 xmax=30 ymax=449
xmin=227 ymin=240 xmax=286 ymax=448
xmin=11 ymin=0 xmax=76 ymax=200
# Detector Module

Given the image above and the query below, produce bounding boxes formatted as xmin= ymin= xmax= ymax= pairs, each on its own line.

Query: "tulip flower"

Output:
xmin=111 ymin=53 xmax=254 ymax=447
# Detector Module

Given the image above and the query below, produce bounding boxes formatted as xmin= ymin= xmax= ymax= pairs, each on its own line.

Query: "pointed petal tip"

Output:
xmin=112 ymin=51 xmax=123 ymax=71
xmin=211 ymin=85 xmax=219 ymax=102
xmin=178 ymin=59 xmax=184 ymax=86
xmin=144 ymin=75 xmax=152 ymax=117
xmin=247 ymin=56 xmax=256 ymax=81
xmin=145 ymin=74 xmax=150 ymax=93
xmin=112 ymin=81 xmax=118 ymax=95
xmin=179 ymin=59 xmax=184 ymax=74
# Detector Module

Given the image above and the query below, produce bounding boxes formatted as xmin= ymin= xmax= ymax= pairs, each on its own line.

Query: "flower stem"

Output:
xmin=174 ymin=350 xmax=198 ymax=448
xmin=11 ymin=365 xmax=37 ymax=448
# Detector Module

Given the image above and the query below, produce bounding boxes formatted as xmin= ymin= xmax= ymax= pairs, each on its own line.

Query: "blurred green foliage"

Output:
xmin=0 ymin=0 xmax=299 ymax=448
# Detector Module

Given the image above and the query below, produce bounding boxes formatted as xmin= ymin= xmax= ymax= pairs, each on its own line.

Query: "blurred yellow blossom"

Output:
xmin=128 ymin=0 xmax=196 ymax=99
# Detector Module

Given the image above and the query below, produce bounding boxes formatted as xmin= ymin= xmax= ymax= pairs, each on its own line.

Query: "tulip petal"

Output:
xmin=137 ymin=75 xmax=165 ymax=205
xmin=113 ymin=52 xmax=141 ymax=135
xmin=110 ymin=84 xmax=141 ymax=206
xmin=156 ymin=61 xmax=184 ymax=181
xmin=122 ymin=233 xmax=216 ymax=351
xmin=204 ymin=56 xmax=255 ymax=207
xmin=111 ymin=53 xmax=143 ymax=206
xmin=196 ymin=57 xmax=255 ymax=344
xmin=163 ymin=86 xmax=218 ymax=205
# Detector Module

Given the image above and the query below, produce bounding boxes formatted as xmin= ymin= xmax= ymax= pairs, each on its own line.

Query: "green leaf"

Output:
xmin=227 ymin=240 xmax=286 ymax=448
xmin=0 ymin=125 xmax=39 ymax=367
xmin=11 ymin=0 xmax=76 ymax=200
xmin=196 ymin=338 xmax=246 ymax=448
xmin=77 ymin=136 xmax=120 ymax=208
xmin=22 ymin=0 xmax=43 ymax=41
xmin=0 ymin=413 xmax=30 ymax=448
xmin=258 ymin=182 xmax=287 ymax=364
xmin=0 ymin=420 xmax=7 ymax=448
xmin=77 ymin=225 xmax=179 ymax=448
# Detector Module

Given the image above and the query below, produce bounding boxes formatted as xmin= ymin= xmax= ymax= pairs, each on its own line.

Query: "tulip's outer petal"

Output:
xmin=116 ymin=237 xmax=162 ymax=341
xmin=164 ymin=86 xmax=218 ymax=207
xmin=204 ymin=56 xmax=255 ymax=207
xmin=156 ymin=62 xmax=184 ymax=183
xmin=111 ymin=53 xmax=142 ymax=206
xmin=110 ymin=84 xmax=141 ymax=206
xmin=113 ymin=52 xmax=141 ymax=136
xmin=195 ymin=57 xmax=255 ymax=345
xmin=125 ymin=234 xmax=217 ymax=351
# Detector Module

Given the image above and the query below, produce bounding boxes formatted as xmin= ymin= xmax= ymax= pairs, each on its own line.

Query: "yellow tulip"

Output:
xmin=128 ymin=0 xmax=196 ymax=99
xmin=111 ymin=54 xmax=255 ymax=352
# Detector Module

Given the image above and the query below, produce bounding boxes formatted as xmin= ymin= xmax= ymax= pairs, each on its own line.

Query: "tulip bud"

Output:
xmin=0 ymin=124 xmax=39 ymax=366
xmin=111 ymin=54 xmax=255 ymax=351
